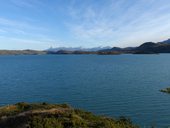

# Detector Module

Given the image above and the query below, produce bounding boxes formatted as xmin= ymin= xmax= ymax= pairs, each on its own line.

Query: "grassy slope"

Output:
xmin=0 ymin=102 xmax=139 ymax=128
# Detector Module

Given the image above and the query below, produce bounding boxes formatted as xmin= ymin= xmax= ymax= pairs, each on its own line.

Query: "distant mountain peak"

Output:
xmin=139 ymin=42 xmax=156 ymax=47
xmin=158 ymin=39 xmax=170 ymax=44
xmin=47 ymin=46 xmax=112 ymax=52
xmin=46 ymin=37 xmax=170 ymax=54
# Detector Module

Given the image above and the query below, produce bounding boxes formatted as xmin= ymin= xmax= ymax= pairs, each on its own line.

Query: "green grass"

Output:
xmin=0 ymin=102 xmax=70 ymax=117
xmin=0 ymin=102 xmax=139 ymax=128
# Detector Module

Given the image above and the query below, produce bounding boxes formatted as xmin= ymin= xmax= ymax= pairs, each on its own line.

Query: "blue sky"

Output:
xmin=1 ymin=0 xmax=170 ymax=50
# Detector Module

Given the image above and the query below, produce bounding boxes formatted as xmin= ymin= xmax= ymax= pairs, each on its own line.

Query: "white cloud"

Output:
xmin=1 ymin=0 xmax=170 ymax=49
xmin=67 ymin=0 xmax=170 ymax=47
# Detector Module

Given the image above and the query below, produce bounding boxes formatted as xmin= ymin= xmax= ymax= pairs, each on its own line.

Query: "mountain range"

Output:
xmin=47 ymin=38 xmax=170 ymax=55
xmin=47 ymin=46 xmax=112 ymax=52
xmin=1 ymin=38 xmax=170 ymax=55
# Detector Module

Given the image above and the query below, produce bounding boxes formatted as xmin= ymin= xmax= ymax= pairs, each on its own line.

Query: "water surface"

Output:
xmin=0 ymin=54 xmax=170 ymax=127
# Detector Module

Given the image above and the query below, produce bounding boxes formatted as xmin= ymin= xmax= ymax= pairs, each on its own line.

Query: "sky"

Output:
xmin=0 ymin=0 xmax=170 ymax=50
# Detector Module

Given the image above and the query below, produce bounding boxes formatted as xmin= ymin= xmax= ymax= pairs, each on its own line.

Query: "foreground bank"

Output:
xmin=0 ymin=102 xmax=138 ymax=128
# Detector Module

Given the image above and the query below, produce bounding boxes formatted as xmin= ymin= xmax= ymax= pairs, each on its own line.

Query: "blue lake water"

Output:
xmin=0 ymin=54 xmax=170 ymax=127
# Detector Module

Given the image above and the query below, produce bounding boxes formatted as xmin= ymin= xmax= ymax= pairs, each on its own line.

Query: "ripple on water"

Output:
xmin=0 ymin=55 xmax=170 ymax=127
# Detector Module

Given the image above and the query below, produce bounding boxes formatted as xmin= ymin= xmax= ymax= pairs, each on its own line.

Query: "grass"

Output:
xmin=0 ymin=102 xmax=139 ymax=128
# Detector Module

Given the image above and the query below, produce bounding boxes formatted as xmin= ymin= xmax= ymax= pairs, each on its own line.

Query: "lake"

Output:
xmin=0 ymin=54 xmax=170 ymax=127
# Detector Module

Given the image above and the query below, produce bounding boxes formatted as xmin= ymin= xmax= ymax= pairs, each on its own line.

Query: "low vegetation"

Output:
xmin=160 ymin=87 xmax=170 ymax=94
xmin=0 ymin=102 xmax=139 ymax=128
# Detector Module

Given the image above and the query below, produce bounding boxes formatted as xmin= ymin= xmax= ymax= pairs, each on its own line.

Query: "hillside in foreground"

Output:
xmin=0 ymin=102 xmax=138 ymax=128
